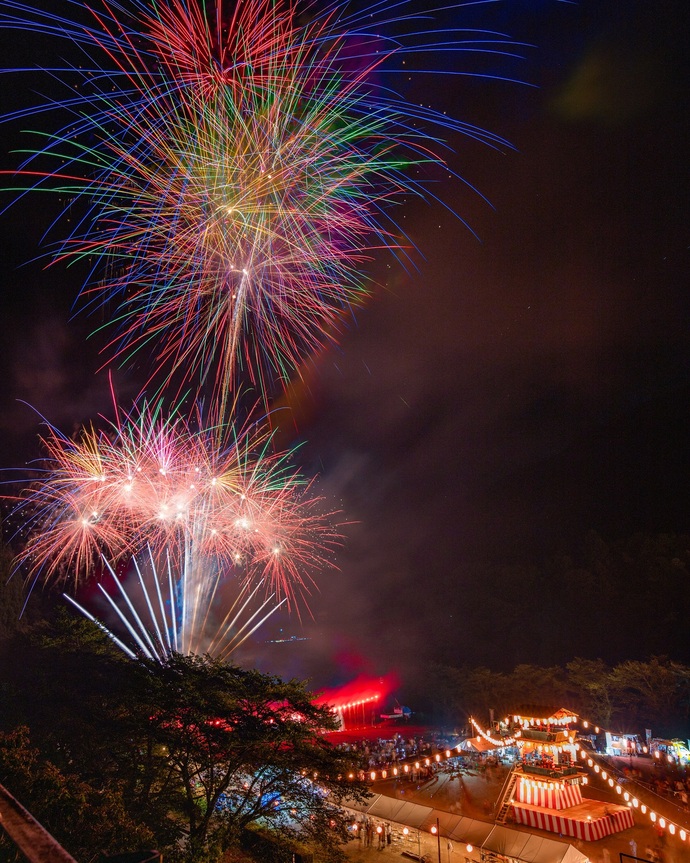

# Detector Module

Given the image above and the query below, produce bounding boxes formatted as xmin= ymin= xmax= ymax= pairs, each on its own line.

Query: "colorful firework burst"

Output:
xmin=1 ymin=0 xmax=514 ymax=403
xmin=10 ymin=403 xmax=339 ymax=609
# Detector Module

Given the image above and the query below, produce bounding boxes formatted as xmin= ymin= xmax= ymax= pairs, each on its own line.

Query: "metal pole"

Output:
xmin=436 ymin=818 xmax=441 ymax=863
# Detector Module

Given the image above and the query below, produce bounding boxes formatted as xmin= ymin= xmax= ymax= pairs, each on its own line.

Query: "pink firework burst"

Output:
xmin=11 ymin=403 xmax=339 ymax=608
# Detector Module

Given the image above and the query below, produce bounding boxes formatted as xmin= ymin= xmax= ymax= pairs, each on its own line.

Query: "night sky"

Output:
xmin=1 ymin=1 xmax=689 ymax=689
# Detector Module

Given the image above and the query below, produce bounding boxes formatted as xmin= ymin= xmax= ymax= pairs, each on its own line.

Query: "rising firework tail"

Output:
xmin=63 ymin=549 xmax=287 ymax=661
xmin=0 ymin=0 xmax=517 ymax=407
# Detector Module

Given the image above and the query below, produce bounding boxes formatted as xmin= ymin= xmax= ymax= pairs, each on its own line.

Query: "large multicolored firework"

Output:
xmin=11 ymin=403 xmax=338 ymax=609
xmin=1 ymin=0 xmax=513 ymax=404
xmin=2 ymin=1 xmax=517 ymax=659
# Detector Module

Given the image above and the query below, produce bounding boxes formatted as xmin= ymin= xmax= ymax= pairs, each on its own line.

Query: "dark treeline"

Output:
xmin=421 ymin=530 xmax=690 ymax=670
xmin=408 ymin=656 xmax=690 ymax=740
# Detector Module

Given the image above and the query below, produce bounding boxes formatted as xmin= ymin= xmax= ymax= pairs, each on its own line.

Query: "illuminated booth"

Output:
xmin=510 ymin=770 xmax=634 ymax=841
xmin=493 ymin=711 xmax=635 ymax=842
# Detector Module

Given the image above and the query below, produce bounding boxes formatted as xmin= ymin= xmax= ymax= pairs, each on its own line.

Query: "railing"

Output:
xmin=518 ymin=730 xmax=568 ymax=744
xmin=0 ymin=783 xmax=160 ymax=863
xmin=521 ymin=764 xmax=579 ymax=778
xmin=0 ymin=782 xmax=78 ymax=863
xmin=494 ymin=766 xmax=518 ymax=823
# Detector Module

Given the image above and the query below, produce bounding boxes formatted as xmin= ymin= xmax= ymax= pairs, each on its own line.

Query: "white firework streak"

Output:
xmin=64 ymin=548 xmax=286 ymax=662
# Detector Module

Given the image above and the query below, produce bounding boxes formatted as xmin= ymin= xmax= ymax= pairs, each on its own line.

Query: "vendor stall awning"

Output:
xmin=368 ymin=795 xmax=432 ymax=826
xmin=482 ymin=824 xmax=588 ymax=863
xmin=461 ymin=736 xmax=502 ymax=753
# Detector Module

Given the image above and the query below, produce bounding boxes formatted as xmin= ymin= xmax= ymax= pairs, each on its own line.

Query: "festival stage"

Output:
xmin=511 ymin=773 xmax=635 ymax=841
xmin=512 ymin=797 xmax=634 ymax=841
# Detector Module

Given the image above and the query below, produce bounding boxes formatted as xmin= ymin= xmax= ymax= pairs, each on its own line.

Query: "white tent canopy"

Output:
xmin=343 ymin=796 xmax=589 ymax=863
xmin=482 ymin=824 xmax=588 ymax=863
xmin=460 ymin=736 xmax=502 ymax=753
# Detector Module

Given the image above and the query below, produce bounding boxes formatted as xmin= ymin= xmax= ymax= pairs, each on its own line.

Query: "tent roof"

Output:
xmin=461 ymin=736 xmax=502 ymax=753
xmin=344 ymin=793 xmax=587 ymax=863
xmin=448 ymin=816 xmax=494 ymax=845
xmin=368 ymin=796 xmax=433 ymax=827
xmin=482 ymin=825 xmax=588 ymax=863
xmin=513 ymin=707 xmax=577 ymax=723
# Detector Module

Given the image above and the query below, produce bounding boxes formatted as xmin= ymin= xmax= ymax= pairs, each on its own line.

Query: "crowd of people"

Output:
xmin=336 ymin=730 xmax=461 ymax=771
xmin=640 ymin=770 xmax=690 ymax=809
xmin=348 ymin=816 xmax=393 ymax=849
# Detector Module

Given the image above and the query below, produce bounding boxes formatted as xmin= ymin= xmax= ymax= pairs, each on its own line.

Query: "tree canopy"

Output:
xmin=416 ymin=655 xmax=690 ymax=738
xmin=0 ymin=617 xmax=369 ymax=862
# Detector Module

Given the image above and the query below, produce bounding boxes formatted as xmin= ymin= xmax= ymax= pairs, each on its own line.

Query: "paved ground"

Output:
xmin=340 ymin=760 xmax=689 ymax=863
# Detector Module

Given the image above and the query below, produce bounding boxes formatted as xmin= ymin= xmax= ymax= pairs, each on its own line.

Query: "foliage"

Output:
xmin=423 ymin=654 xmax=690 ymax=738
xmin=0 ymin=616 xmax=368 ymax=862
xmin=129 ymin=653 xmax=370 ymax=859
xmin=0 ymin=726 xmax=156 ymax=862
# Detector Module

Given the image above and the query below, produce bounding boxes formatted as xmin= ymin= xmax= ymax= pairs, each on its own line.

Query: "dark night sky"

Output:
xmin=1 ymin=1 xmax=689 ymax=688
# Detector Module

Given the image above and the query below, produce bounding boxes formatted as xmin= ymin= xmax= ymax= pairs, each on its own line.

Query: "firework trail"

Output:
xmin=0 ymin=0 xmax=515 ymax=406
xmin=65 ymin=549 xmax=287 ymax=660
xmin=10 ymin=402 xmax=339 ymax=610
